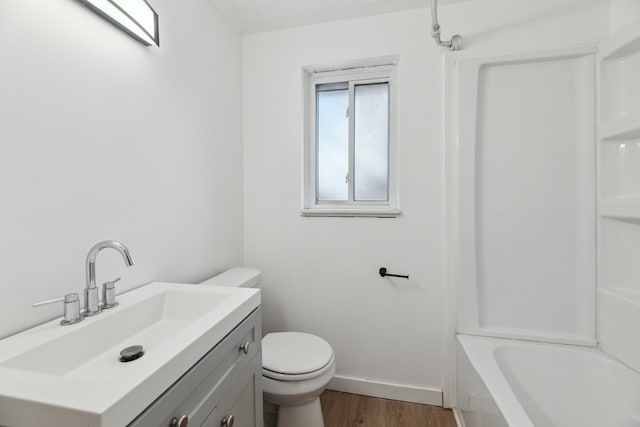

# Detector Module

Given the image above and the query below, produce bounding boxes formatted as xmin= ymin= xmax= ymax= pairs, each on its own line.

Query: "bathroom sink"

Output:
xmin=0 ymin=282 xmax=260 ymax=427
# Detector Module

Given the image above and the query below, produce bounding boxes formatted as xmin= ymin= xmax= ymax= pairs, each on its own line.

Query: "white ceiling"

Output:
xmin=211 ymin=0 xmax=434 ymax=33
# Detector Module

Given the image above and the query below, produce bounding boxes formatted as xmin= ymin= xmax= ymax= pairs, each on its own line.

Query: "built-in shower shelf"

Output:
xmin=597 ymin=21 xmax=640 ymax=381
xmin=599 ymin=288 xmax=640 ymax=373
xmin=599 ymin=200 xmax=640 ymax=219
xmin=599 ymin=22 xmax=640 ymax=125
xmin=600 ymin=114 xmax=640 ymax=140
xmin=598 ymin=21 xmax=640 ymax=63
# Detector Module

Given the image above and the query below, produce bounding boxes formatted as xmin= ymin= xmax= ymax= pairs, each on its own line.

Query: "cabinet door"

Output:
xmin=203 ymin=352 xmax=263 ymax=427
xmin=217 ymin=374 xmax=257 ymax=427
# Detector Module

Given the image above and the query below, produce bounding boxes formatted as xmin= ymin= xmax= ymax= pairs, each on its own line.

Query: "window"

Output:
xmin=303 ymin=64 xmax=399 ymax=217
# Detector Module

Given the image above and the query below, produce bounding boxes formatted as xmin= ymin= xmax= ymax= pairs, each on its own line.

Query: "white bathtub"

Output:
xmin=455 ymin=334 xmax=640 ymax=427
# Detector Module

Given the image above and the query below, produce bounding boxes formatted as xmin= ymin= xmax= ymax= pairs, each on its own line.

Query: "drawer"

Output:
xmin=203 ymin=351 xmax=262 ymax=427
xmin=129 ymin=308 xmax=262 ymax=427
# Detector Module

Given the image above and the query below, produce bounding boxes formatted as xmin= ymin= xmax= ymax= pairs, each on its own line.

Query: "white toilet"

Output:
xmin=199 ymin=268 xmax=336 ymax=427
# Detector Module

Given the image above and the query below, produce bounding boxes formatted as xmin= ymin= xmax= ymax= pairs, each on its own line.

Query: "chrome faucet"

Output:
xmin=84 ymin=241 xmax=135 ymax=317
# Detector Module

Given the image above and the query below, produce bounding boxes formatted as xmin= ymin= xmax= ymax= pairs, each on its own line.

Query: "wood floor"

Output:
xmin=320 ymin=390 xmax=457 ymax=427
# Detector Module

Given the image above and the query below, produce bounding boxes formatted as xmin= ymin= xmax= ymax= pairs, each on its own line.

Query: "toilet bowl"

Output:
xmin=199 ymin=268 xmax=335 ymax=427
xmin=262 ymin=332 xmax=336 ymax=427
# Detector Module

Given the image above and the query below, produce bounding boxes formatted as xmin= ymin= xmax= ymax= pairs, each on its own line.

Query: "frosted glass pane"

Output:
xmin=317 ymin=89 xmax=349 ymax=201
xmin=354 ymin=83 xmax=389 ymax=201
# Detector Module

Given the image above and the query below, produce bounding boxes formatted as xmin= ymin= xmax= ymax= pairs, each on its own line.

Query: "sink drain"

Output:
xmin=120 ymin=345 xmax=144 ymax=362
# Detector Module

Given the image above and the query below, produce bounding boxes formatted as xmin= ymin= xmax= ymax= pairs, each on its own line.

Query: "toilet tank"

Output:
xmin=199 ymin=267 xmax=262 ymax=288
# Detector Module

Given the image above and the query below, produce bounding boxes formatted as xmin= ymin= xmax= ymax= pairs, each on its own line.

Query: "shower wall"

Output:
xmin=452 ymin=49 xmax=597 ymax=345
xmin=597 ymin=21 xmax=640 ymax=373
xmin=610 ymin=0 xmax=640 ymax=35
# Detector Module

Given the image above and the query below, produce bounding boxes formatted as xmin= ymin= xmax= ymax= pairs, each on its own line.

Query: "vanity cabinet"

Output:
xmin=129 ymin=308 xmax=263 ymax=427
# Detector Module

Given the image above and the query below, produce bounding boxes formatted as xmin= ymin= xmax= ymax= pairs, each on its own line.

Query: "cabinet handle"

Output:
xmin=239 ymin=342 xmax=251 ymax=354
xmin=221 ymin=415 xmax=235 ymax=427
xmin=170 ymin=415 xmax=189 ymax=427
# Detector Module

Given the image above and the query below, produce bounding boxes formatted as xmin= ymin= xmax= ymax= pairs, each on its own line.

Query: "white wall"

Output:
xmin=0 ymin=0 xmax=244 ymax=338
xmin=242 ymin=0 xmax=609 ymax=403
xmin=610 ymin=0 xmax=640 ymax=35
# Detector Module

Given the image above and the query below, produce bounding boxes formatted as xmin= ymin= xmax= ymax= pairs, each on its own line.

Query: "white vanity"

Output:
xmin=0 ymin=282 xmax=263 ymax=427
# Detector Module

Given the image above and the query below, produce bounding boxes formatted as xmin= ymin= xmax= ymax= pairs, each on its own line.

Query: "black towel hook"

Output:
xmin=379 ymin=267 xmax=409 ymax=279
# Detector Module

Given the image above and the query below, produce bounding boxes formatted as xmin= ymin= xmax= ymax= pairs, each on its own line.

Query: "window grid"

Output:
xmin=303 ymin=64 xmax=399 ymax=217
xmin=315 ymin=79 xmax=391 ymax=205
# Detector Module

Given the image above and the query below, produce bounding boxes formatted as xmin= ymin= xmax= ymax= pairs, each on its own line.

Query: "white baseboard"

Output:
xmin=453 ymin=408 xmax=466 ymax=427
xmin=327 ymin=375 xmax=443 ymax=406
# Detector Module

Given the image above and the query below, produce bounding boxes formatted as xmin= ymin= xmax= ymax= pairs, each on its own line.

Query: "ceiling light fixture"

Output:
xmin=77 ymin=0 xmax=159 ymax=47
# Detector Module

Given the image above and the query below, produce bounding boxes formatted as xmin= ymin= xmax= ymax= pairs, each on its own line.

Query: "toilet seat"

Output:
xmin=262 ymin=332 xmax=334 ymax=381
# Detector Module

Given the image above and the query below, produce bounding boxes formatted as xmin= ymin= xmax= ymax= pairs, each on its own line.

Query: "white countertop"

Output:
xmin=0 ymin=282 xmax=260 ymax=427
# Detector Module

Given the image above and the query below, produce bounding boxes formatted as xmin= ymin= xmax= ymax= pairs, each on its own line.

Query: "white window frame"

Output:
xmin=302 ymin=64 xmax=400 ymax=217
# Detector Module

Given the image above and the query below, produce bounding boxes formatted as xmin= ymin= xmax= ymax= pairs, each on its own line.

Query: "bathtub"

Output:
xmin=455 ymin=334 xmax=640 ymax=427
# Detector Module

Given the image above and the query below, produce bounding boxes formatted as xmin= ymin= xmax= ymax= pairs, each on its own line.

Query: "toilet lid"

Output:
xmin=262 ymin=332 xmax=333 ymax=375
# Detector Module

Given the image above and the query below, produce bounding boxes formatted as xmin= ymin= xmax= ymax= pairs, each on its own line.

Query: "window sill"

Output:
xmin=300 ymin=208 xmax=401 ymax=218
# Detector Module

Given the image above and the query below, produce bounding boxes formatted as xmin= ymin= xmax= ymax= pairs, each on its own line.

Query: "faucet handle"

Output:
xmin=104 ymin=277 xmax=121 ymax=286
xmin=33 ymin=293 xmax=84 ymax=326
xmin=101 ymin=277 xmax=121 ymax=309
